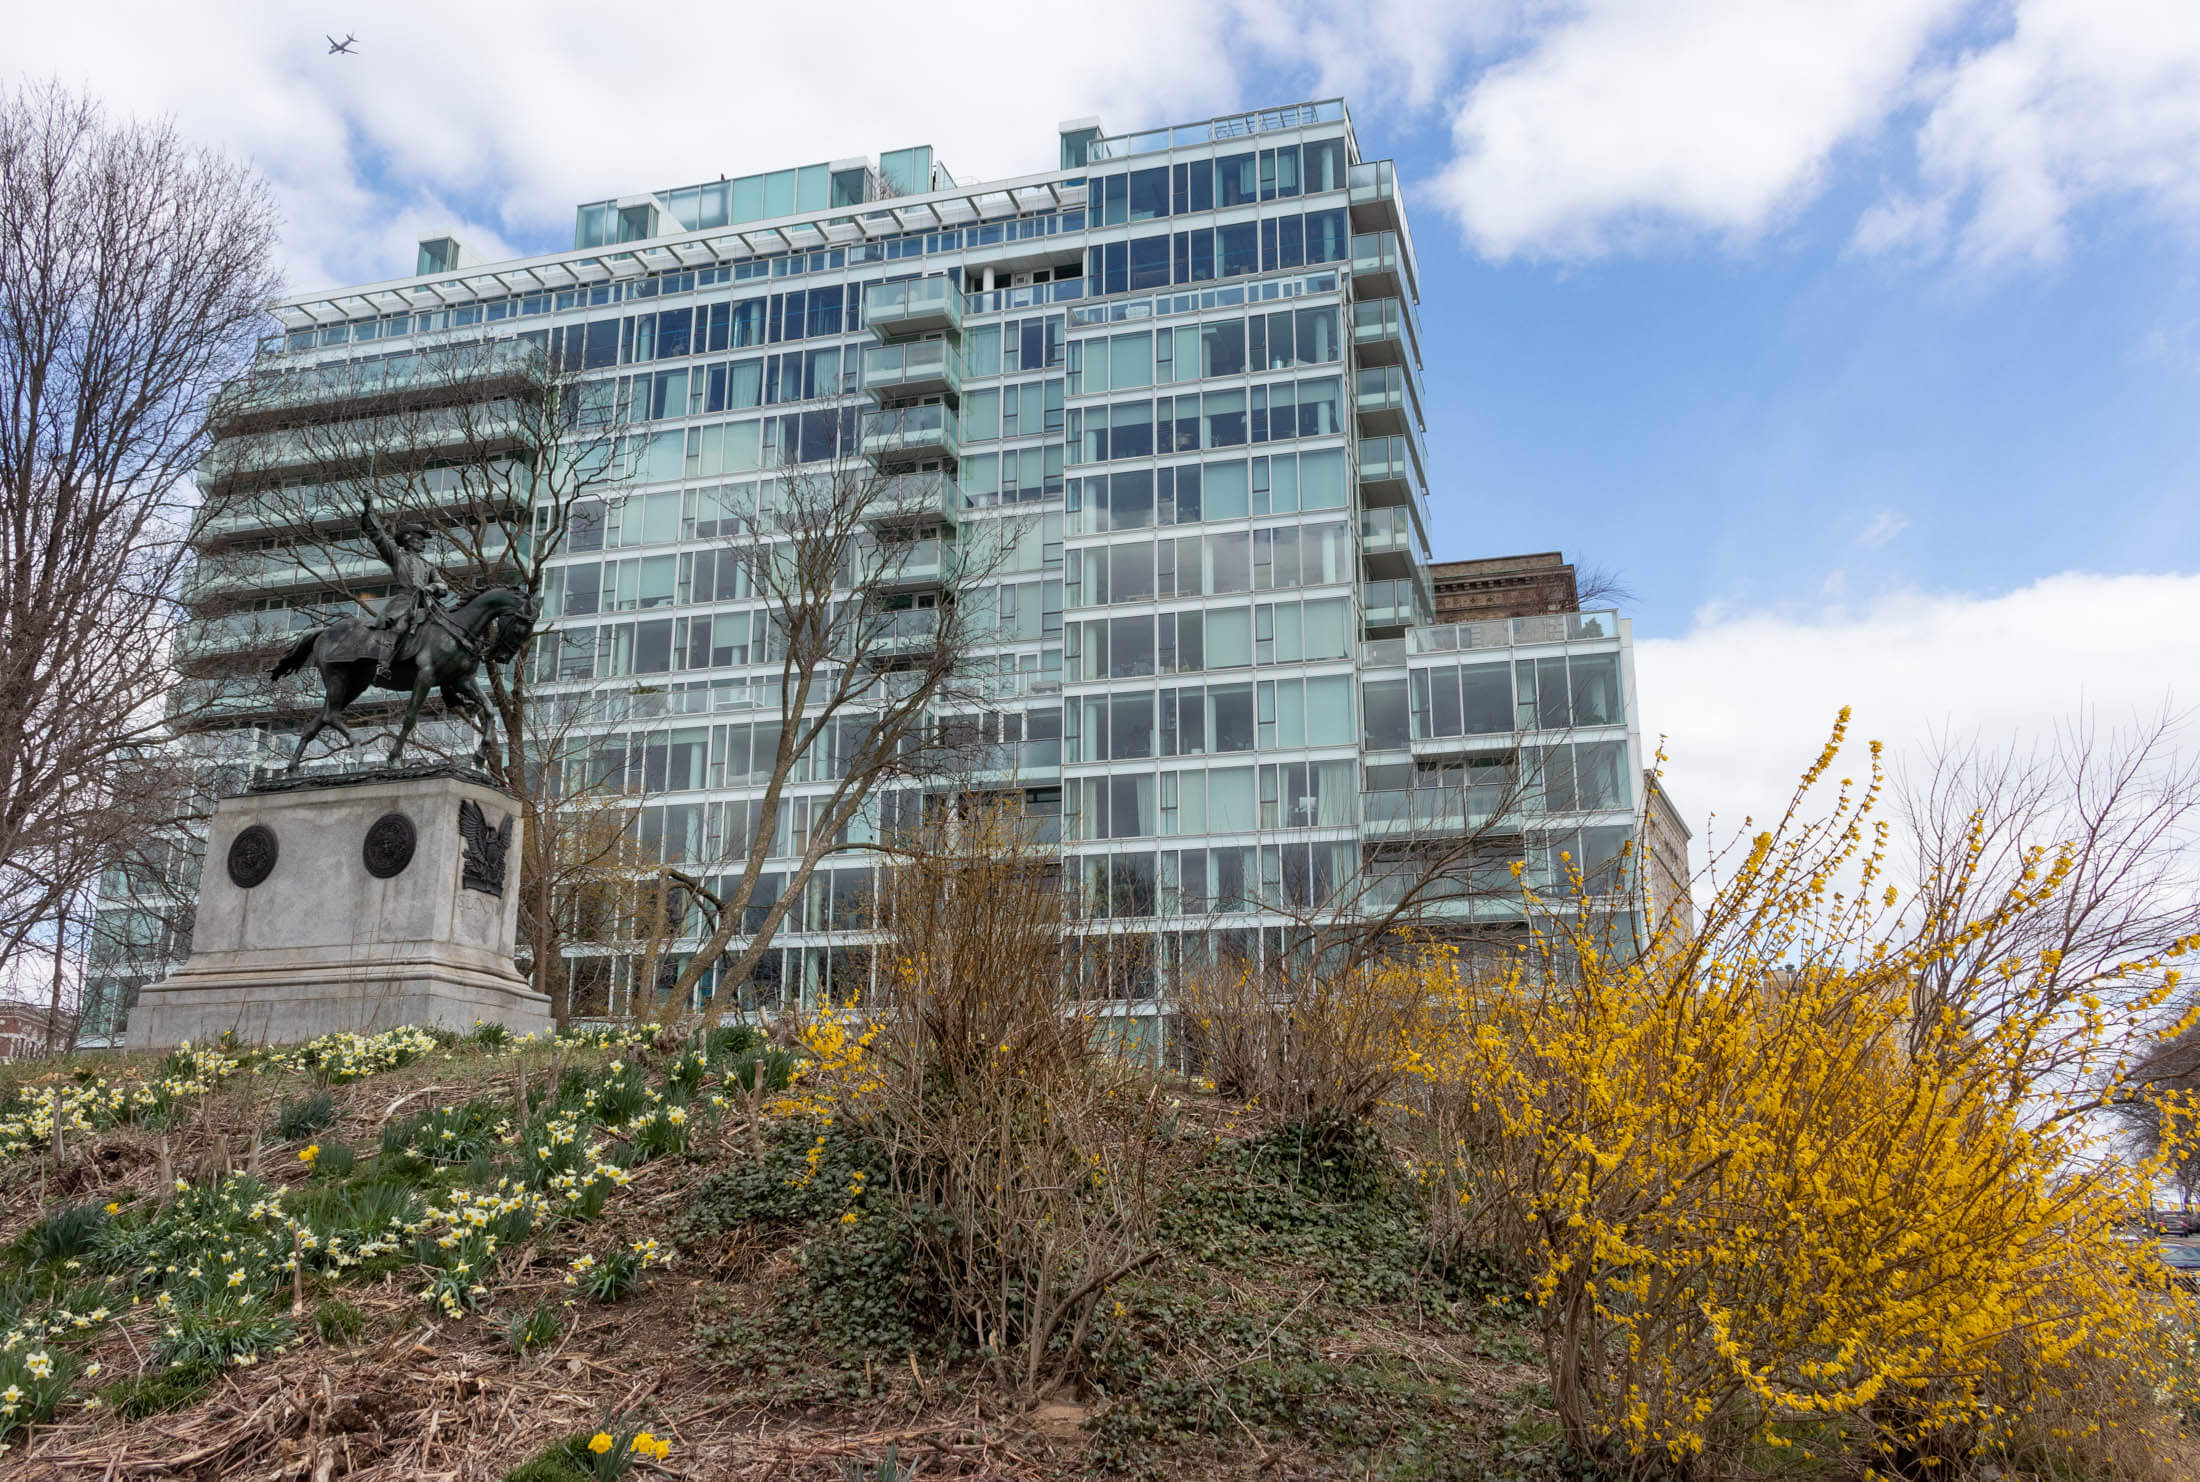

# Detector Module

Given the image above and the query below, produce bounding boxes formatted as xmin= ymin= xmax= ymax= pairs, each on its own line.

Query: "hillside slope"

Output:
xmin=0 ymin=1028 xmax=1548 ymax=1481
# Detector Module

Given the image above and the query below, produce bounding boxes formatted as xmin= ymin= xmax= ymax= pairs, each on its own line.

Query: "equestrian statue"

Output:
xmin=271 ymin=494 xmax=538 ymax=773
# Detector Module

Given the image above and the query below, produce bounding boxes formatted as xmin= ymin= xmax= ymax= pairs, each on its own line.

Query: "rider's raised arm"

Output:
xmin=360 ymin=498 xmax=400 ymax=568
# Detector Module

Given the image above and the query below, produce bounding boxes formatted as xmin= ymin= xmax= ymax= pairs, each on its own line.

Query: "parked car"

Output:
xmin=2155 ymin=1242 xmax=2200 ymax=1291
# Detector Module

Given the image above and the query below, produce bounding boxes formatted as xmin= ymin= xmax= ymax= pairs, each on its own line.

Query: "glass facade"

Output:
xmin=91 ymin=99 xmax=1649 ymax=1038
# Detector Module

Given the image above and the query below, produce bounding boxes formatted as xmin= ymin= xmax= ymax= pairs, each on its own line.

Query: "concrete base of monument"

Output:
xmin=129 ymin=766 xmax=550 ymax=1049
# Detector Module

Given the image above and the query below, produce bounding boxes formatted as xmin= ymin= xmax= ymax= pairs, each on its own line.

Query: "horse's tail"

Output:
xmin=270 ymin=629 xmax=318 ymax=682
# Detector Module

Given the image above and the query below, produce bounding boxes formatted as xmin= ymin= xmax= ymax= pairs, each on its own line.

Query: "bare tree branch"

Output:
xmin=0 ymin=80 xmax=280 ymax=990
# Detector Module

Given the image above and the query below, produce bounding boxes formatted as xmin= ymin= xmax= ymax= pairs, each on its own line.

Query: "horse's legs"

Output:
xmin=442 ymin=676 xmax=493 ymax=765
xmin=388 ymin=670 xmax=434 ymax=764
xmin=286 ymin=709 xmax=331 ymax=773
xmin=287 ymin=663 xmax=351 ymax=772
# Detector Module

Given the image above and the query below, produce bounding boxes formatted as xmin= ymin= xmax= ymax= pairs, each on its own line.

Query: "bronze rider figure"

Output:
xmin=359 ymin=493 xmax=452 ymax=674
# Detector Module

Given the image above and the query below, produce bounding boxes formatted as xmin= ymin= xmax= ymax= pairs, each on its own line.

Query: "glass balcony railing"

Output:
xmin=1407 ymin=611 xmax=1623 ymax=654
xmin=1363 ymin=577 xmax=1430 ymax=629
xmin=1350 ymin=230 xmax=1418 ymax=303
xmin=182 ymin=533 xmax=516 ymax=601
xmin=963 ymin=279 xmax=1087 ymax=316
xmin=1349 ymin=159 xmax=1397 ymax=208
xmin=1357 ymin=434 xmax=1428 ymax=521
xmin=1081 ymin=100 xmax=1349 ymax=162
xmin=868 ymin=606 xmax=942 ymax=654
xmin=209 ymin=340 xmax=543 ymax=431
xmin=871 ymin=536 xmax=952 ymax=589
xmin=1359 ymin=505 xmax=1419 ymax=561
xmin=862 ymin=339 xmax=962 ymax=398
xmin=1354 ymin=364 xmax=1423 ymax=432
xmin=866 ymin=470 xmax=962 ymax=525
xmin=863 ymin=276 xmax=962 ymax=339
xmin=1351 ymin=296 xmax=1421 ymax=368
xmin=175 ymin=608 xmax=317 ymax=662
xmin=859 ymin=403 xmax=959 ymax=462
xmin=1362 ymin=787 xmax=1516 ymax=837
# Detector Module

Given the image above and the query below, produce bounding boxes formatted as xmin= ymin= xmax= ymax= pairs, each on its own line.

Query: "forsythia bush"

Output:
xmin=1414 ymin=712 xmax=2199 ymax=1477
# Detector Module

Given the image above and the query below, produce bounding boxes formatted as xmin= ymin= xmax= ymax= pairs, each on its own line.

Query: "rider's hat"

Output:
xmin=395 ymin=523 xmax=433 ymax=545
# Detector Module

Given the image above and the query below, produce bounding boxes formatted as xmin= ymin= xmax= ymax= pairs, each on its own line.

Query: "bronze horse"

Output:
xmin=270 ymin=586 xmax=538 ymax=773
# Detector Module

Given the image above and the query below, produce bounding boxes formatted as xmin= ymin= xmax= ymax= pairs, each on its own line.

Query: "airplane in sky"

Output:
xmin=326 ymin=34 xmax=358 ymax=55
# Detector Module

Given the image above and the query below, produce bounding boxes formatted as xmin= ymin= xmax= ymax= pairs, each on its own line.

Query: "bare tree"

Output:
xmin=1897 ymin=708 xmax=2200 ymax=1073
xmin=665 ymin=425 xmax=1021 ymax=1008
xmin=1570 ymin=561 xmax=1635 ymax=610
xmin=0 ymin=81 xmax=281 ymax=994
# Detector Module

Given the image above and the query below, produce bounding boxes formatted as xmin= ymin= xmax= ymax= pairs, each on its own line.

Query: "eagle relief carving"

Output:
xmin=458 ymin=799 xmax=514 ymax=897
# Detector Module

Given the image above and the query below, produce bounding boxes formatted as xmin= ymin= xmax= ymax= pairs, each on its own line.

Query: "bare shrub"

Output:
xmin=1177 ymin=953 xmax=1428 ymax=1132
xmin=858 ymin=803 xmax=1173 ymax=1400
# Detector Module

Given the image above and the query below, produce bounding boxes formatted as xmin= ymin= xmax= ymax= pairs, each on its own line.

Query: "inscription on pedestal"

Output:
xmin=362 ymin=812 xmax=417 ymax=879
xmin=226 ymin=825 xmax=279 ymax=889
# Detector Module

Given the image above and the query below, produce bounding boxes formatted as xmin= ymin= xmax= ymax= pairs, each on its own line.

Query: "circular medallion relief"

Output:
xmin=362 ymin=812 xmax=417 ymax=879
xmin=226 ymin=824 xmax=279 ymax=889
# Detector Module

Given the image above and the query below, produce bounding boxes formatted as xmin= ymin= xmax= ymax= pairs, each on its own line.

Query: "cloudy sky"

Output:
xmin=16 ymin=0 xmax=2200 ymax=849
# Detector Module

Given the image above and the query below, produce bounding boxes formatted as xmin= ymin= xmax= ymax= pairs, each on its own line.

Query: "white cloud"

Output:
xmin=1634 ymin=572 xmax=2200 ymax=865
xmin=1856 ymin=509 xmax=1910 ymax=547
xmin=1434 ymin=0 xmax=1968 ymax=258
xmin=1891 ymin=0 xmax=2200 ymax=265
xmin=13 ymin=2 xmax=1248 ymax=292
xmin=1417 ymin=0 xmax=2200 ymax=264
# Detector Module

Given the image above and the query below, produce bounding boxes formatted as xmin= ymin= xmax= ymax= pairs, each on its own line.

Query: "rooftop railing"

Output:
xmin=1083 ymin=101 xmax=1350 ymax=162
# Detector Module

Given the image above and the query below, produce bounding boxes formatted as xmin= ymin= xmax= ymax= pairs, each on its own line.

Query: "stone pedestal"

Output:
xmin=130 ymin=768 xmax=550 ymax=1048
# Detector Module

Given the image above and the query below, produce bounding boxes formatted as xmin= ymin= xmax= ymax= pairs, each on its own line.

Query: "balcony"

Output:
xmin=1364 ymin=576 xmax=1430 ymax=634
xmin=865 ymin=605 xmax=943 ymax=660
xmin=174 ymin=608 xmax=316 ymax=671
xmin=1349 ymin=160 xmax=1404 ymax=230
xmin=1357 ymin=434 xmax=1428 ymax=519
xmin=1351 ymin=297 xmax=1420 ymax=369
xmin=200 ymin=405 xmax=531 ymax=495
xmin=1360 ymin=505 xmax=1423 ymax=578
xmin=870 ymin=536 xmax=953 ymax=592
xmin=1355 ymin=364 xmax=1423 ymax=438
xmin=181 ymin=532 xmax=517 ymax=604
xmin=864 ymin=277 xmax=963 ymax=341
xmin=860 ymin=403 xmax=960 ymax=466
xmin=207 ymin=339 xmax=544 ymax=437
xmin=1350 ymin=231 xmax=1417 ymax=303
xmin=863 ymin=339 xmax=962 ymax=400
xmin=1407 ymin=610 xmax=1622 ymax=654
xmin=865 ymin=470 xmax=963 ymax=529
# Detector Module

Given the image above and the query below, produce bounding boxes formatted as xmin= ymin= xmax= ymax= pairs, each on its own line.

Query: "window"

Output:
xmin=1210 ymin=684 xmax=1254 ymax=753
xmin=1303 ymin=137 xmax=1347 ymax=194
xmin=1174 ymin=228 xmax=1215 ymax=284
xmin=1217 ymin=152 xmax=1258 ymax=207
xmin=1205 ymin=459 xmax=1258 ymax=516
xmin=655 ymin=307 xmax=692 ymax=358
xmin=1363 ymin=678 xmax=1408 ymax=750
xmin=1110 ymin=615 xmax=1156 ymax=677
xmin=1569 ymin=653 xmax=1621 ymax=726
xmin=1172 ymin=159 xmax=1213 ymax=214
xmin=1109 ymin=399 xmax=1152 ymax=460
xmin=1203 ymin=388 xmax=1246 ymax=448
xmin=1218 ymin=222 xmax=1259 ymax=277
xmin=1129 ymin=234 xmax=1171 ymax=290
xmin=1200 ymin=319 xmax=1245 ymax=378
xmin=1110 ymin=332 xmax=1153 ymax=390
xmin=1127 ymin=165 xmax=1169 ymax=222
xmin=1109 ymin=469 xmax=1154 ymax=529
xmin=1110 ymin=540 xmax=1154 ymax=603
xmin=1304 ymin=208 xmax=1349 ymax=264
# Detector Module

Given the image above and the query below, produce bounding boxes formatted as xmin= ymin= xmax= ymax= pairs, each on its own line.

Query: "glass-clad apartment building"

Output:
xmin=84 ymin=100 xmax=1656 ymax=1039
